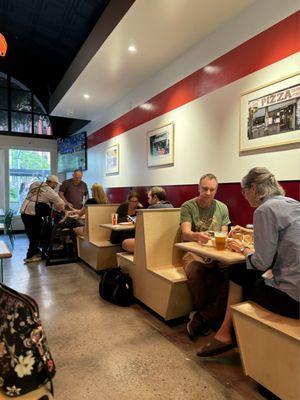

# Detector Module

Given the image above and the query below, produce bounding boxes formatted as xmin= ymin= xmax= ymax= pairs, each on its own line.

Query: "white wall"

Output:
xmin=82 ymin=0 xmax=300 ymax=188
xmin=84 ymin=0 xmax=299 ymax=133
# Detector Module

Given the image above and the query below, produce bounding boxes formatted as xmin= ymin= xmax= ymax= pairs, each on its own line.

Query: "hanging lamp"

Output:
xmin=0 ymin=33 xmax=7 ymax=57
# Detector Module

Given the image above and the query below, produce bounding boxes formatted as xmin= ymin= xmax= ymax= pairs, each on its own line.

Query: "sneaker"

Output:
xmin=24 ymin=255 xmax=42 ymax=263
xmin=23 ymin=252 xmax=41 ymax=262
xmin=186 ymin=311 xmax=212 ymax=340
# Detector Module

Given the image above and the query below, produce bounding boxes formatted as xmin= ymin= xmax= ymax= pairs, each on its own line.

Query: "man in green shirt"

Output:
xmin=180 ymin=173 xmax=230 ymax=339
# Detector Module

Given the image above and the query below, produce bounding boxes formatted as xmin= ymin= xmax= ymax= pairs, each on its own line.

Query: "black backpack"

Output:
xmin=0 ymin=284 xmax=55 ymax=397
xmin=99 ymin=267 xmax=134 ymax=307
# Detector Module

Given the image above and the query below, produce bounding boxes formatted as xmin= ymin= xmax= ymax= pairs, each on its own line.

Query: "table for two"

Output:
xmin=174 ymin=241 xmax=248 ymax=264
xmin=99 ymin=223 xmax=135 ymax=231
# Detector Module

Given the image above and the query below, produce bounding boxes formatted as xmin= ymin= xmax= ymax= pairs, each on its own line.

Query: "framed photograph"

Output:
xmin=240 ymin=72 xmax=300 ymax=152
xmin=147 ymin=122 xmax=174 ymax=167
xmin=105 ymin=144 xmax=119 ymax=175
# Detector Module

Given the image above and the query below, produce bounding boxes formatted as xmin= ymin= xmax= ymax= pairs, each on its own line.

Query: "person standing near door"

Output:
xmin=20 ymin=175 xmax=65 ymax=263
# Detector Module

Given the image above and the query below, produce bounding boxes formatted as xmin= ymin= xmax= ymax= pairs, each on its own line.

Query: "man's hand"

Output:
xmin=226 ymin=238 xmax=243 ymax=252
xmin=194 ymin=231 xmax=210 ymax=244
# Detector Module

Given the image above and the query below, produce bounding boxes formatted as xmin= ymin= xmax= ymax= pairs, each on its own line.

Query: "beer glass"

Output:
xmin=214 ymin=232 xmax=227 ymax=250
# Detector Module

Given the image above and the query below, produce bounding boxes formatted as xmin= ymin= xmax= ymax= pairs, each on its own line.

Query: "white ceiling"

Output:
xmin=51 ymin=0 xmax=257 ymax=122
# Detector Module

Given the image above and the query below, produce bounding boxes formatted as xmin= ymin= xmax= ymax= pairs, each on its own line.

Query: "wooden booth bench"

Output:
xmin=77 ymin=204 xmax=122 ymax=272
xmin=117 ymin=209 xmax=192 ymax=320
xmin=231 ymin=301 xmax=300 ymax=400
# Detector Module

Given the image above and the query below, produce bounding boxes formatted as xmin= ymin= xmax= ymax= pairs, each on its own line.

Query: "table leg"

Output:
xmin=0 ymin=259 xmax=3 ymax=283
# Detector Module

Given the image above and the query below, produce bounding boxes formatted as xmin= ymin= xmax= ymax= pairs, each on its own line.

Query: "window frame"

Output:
xmin=0 ymin=73 xmax=53 ymax=138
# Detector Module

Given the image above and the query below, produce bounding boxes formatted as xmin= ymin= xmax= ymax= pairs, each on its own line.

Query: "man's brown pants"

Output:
xmin=183 ymin=252 xmax=229 ymax=327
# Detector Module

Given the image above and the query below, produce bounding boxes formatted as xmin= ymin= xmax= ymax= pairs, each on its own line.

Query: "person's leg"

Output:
xmin=200 ymin=266 xmax=229 ymax=329
xmin=251 ymin=278 xmax=300 ymax=319
xmin=122 ymin=238 xmax=135 ymax=253
xmin=214 ymin=263 xmax=261 ymax=342
xmin=183 ymin=258 xmax=215 ymax=312
xmin=73 ymin=226 xmax=84 ymax=236
xmin=183 ymin=255 xmax=218 ymax=337
xmin=21 ymin=214 xmax=42 ymax=259
xmin=214 ymin=280 xmax=243 ymax=343
xmin=196 ymin=280 xmax=243 ymax=356
xmin=197 ymin=264 xmax=263 ymax=357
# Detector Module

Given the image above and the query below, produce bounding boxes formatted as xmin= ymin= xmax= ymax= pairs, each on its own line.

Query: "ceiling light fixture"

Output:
xmin=128 ymin=44 xmax=137 ymax=53
xmin=83 ymin=94 xmax=90 ymax=99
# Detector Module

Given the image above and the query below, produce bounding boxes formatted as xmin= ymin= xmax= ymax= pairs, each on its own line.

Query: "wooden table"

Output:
xmin=0 ymin=240 xmax=12 ymax=282
xmin=175 ymin=241 xmax=249 ymax=264
xmin=99 ymin=223 xmax=135 ymax=231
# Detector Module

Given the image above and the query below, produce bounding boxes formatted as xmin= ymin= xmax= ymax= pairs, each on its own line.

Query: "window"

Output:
xmin=9 ymin=149 xmax=51 ymax=214
xmin=0 ymin=72 xmax=52 ymax=136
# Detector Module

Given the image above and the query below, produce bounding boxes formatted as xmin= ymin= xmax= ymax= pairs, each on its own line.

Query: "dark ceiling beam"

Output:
xmin=49 ymin=0 xmax=135 ymax=114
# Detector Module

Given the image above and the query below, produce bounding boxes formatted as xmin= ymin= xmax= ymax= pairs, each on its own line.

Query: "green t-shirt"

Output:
xmin=180 ymin=198 xmax=230 ymax=232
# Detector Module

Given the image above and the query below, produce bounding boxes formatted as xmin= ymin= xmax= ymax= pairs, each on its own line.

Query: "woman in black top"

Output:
xmin=110 ymin=191 xmax=143 ymax=245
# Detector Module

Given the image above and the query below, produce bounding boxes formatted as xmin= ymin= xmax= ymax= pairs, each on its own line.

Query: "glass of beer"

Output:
xmin=214 ymin=232 xmax=227 ymax=250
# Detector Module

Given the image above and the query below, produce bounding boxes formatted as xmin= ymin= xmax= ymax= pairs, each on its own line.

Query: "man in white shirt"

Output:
xmin=20 ymin=175 xmax=65 ymax=263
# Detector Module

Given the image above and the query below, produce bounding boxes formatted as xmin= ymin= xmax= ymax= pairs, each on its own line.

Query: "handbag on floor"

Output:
xmin=99 ymin=267 xmax=134 ymax=307
xmin=0 ymin=284 xmax=55 ymax=397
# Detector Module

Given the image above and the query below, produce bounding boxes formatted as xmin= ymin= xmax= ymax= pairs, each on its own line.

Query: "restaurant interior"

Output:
xmin=0 ymin=0 xmax=299 ymax=399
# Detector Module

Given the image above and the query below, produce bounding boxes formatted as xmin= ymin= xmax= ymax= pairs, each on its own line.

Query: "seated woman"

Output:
xmin=122 ymin=186 xmax=173 ymax=253
xmin=66 ymin=183 xmax=108 ymax=236
xmin=110 ymin=191 xmax=143 ymax=248
xmin=198 ymin=167 xmax=300 ymax=357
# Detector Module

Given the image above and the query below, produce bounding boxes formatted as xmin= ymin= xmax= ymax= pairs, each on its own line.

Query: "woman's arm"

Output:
xmin=248 ymin=208 xmax=278 ymax=271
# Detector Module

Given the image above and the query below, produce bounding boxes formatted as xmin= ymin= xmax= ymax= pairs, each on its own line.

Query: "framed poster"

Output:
xmin=105 ymin=144 xmax=119 ymax=175
xmin=240 ymin=72 xmax=300 ymax=152
xmin=147 ymin=122 xmax=174 ymax=167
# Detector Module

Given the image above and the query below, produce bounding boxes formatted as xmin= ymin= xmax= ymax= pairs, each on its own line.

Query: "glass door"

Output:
xmin=9 ymin=149 xmax=51 ymax=214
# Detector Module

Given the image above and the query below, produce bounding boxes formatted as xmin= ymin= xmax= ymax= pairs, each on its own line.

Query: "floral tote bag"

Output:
xmin=0 ymin=284 xmax=55 ymax=397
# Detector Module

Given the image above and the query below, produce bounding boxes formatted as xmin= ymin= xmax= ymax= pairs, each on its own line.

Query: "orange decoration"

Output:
xmin=0 ymin=33 xmax=7 ymax=57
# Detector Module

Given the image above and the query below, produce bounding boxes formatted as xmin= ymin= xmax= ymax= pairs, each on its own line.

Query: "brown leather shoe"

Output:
xmin=197 ymin=338 xmax=234 ymax=357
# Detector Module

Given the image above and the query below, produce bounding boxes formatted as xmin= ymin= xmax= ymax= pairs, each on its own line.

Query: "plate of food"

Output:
xmin=119 ymin=222 xmax=133 ymax=225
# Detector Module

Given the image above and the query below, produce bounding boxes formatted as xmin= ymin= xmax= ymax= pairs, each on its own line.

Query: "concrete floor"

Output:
xmin=2 ymin=234 xmax=264 ymax=400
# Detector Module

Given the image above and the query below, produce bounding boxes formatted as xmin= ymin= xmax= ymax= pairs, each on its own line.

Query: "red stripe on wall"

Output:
xmin=106 ymin=181 xmax=300 ymax=227
xmin=88 ymin=11 xmax=300 ymax=148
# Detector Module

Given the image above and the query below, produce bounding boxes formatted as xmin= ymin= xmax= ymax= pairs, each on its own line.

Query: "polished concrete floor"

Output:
xmin=2 ymin=235 xmax=264 ymax=400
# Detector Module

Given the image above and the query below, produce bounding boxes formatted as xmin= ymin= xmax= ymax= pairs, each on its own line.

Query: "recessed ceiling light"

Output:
xmin=83 ymin=94 xmax=90 ymax=99
xmin=128 ymin=44 xmax=137 ymax=53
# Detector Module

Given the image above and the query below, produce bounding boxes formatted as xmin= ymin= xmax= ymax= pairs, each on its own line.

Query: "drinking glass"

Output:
xmin=214 ymin=232 xmax=227 ymax=250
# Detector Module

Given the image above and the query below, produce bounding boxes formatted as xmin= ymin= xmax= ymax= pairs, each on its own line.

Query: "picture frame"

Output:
xmin=105 ymin=144 xmax=119 ymax=175
xmin=239 ymin=72 xmax=300 ymax=152
xmin=147 ymin=122 xmax=174 ymax=167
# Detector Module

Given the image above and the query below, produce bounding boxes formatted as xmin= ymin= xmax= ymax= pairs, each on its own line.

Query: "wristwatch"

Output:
xmin=240 ymin=246 xmax=250 ymax=254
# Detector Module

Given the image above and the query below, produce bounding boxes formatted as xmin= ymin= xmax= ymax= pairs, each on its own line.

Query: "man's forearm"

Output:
xmin=182 ymin=231 xmax=198 ymax=242
xmin=59 ymin=192 xmax=71 ymax=205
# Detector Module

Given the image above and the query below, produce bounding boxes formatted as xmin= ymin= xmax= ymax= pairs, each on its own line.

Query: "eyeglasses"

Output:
xmin=241 ymin=187 xmax=249 ymax=195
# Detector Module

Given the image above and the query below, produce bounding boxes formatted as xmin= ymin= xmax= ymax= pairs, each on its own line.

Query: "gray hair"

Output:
xmin=242 ymin=167 xmax=284 ymax=201
xmin=149 ymin=186 xmax=166 ymax=201
xmin=199 ymin=173 xmax=218 ymax=185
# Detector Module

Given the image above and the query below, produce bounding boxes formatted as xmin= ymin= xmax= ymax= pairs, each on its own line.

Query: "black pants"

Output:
xmin=21 ymin=213 xmax=43 ymax=258
xmin=229 ymin=263 xmax=300 ymax=319
xmin=110 ymin=229 xmax=135 ymax=245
